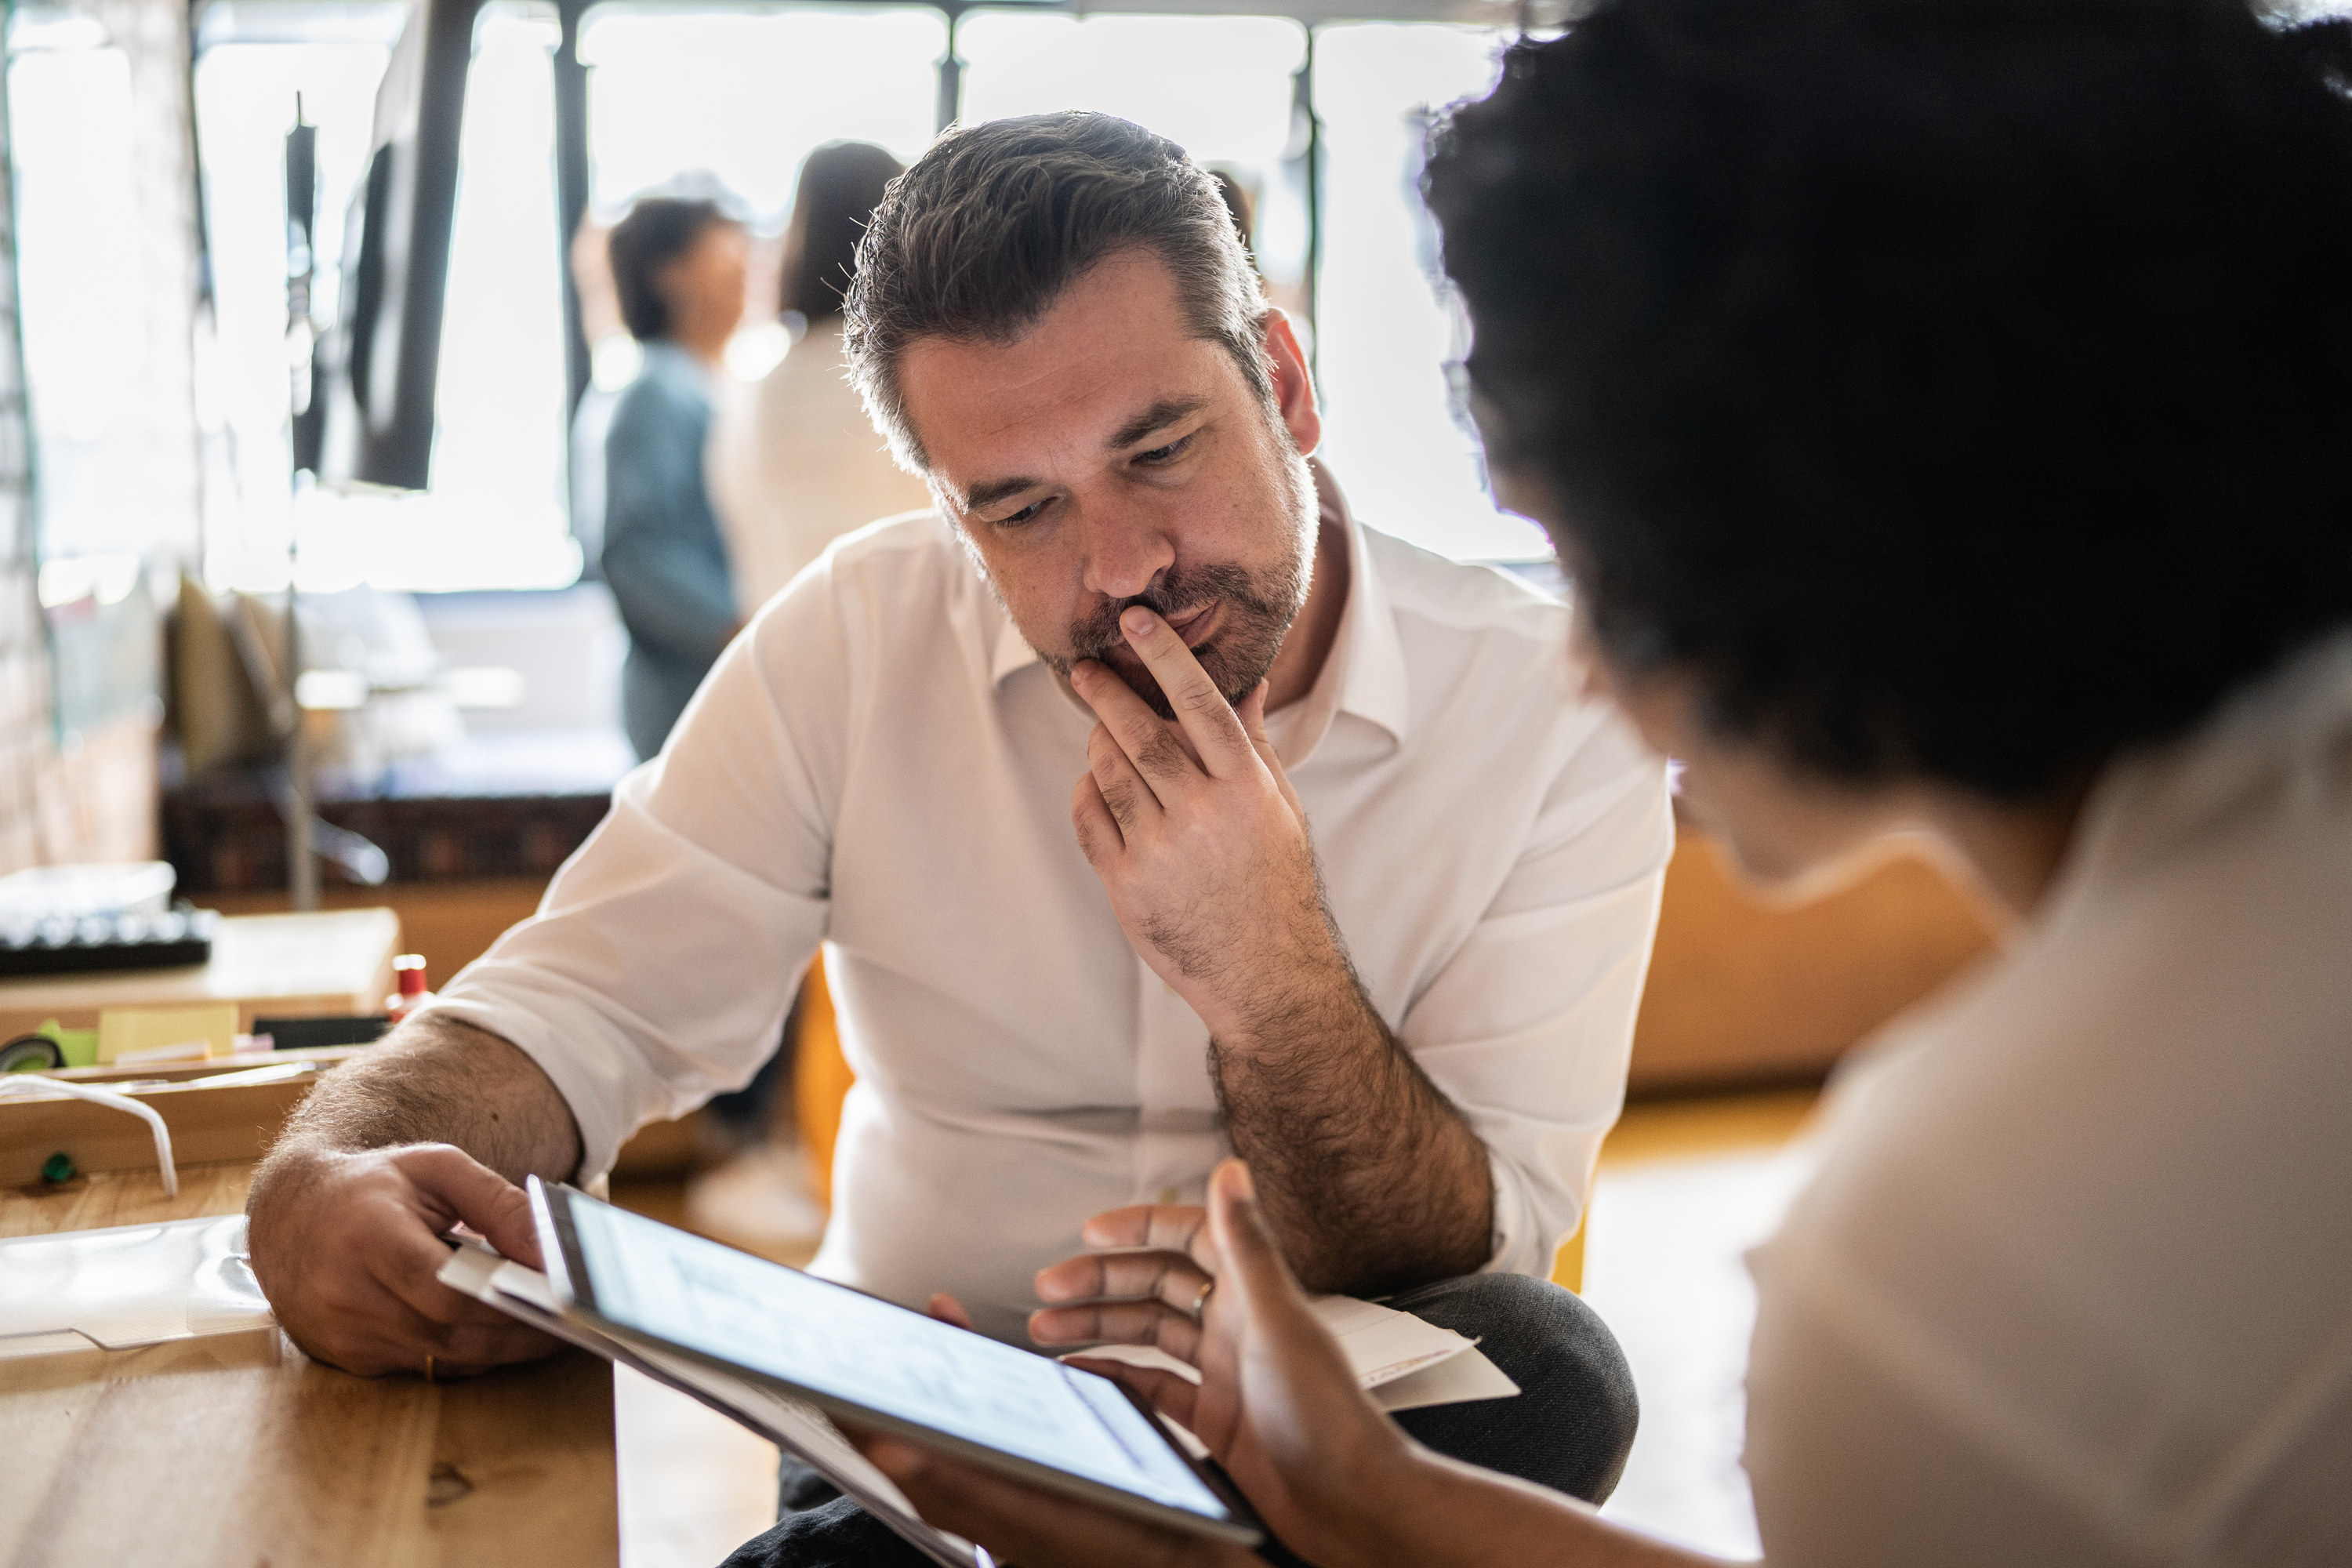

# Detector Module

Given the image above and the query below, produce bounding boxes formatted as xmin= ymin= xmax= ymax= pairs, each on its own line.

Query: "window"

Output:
xmin=414 ymin=2 xmax=573 ymax=590
xmin=193 ymin=0 xmax=575 ymax=594
xmin=573 ymin=2 xmax=943 ymax=399
xmin=580 ymin=3 xmax=944 ymax=220
xmin=183 ymin=2 xmax=1547 ymax=593
xmin=1314 ymin=22 xmax=1544 ymax=562
xmin=957 ymin=10 xmax=1312 ymax=314
xmin=8 ymin=8 xmax=170 ymax=567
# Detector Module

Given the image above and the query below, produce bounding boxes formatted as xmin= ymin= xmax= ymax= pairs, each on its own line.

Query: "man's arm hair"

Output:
xmin=1211 ymin=930 xmax=1494 ymax=1297
xmin=259 ymin=1013 xmax=583 ymax=1183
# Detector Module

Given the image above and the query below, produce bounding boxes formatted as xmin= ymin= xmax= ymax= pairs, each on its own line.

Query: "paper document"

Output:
xmin=1074 ymin=1291 xmax=1519 ymax=1414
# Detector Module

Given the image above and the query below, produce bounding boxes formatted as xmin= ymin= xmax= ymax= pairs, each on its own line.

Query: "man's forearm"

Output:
xmin=242 ymin=1014 xmax=583 ymax=1376
xmin=260 ymin=1014 xmax=581 ymax=1183
xmin=1211 ymin=955 xmax=1494 ymax=1294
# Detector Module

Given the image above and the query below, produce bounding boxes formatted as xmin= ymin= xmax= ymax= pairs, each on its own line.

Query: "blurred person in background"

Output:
xmin=699 ymin=145 xmax=931 ymax=1240
xmin=707 ymin=142 xmax=931 ymax=615
xmin=1210 ymin=169 xmax=1256 ymax=259
xmin=602 ymin=195 xmax=750 ymax=761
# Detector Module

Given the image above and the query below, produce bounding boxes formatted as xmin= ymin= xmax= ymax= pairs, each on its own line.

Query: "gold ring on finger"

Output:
xmin=424 ymin=1352 xmax=436 ymax=1384
xmin=1190 ymin=1279 xmax=1215 ymax=1322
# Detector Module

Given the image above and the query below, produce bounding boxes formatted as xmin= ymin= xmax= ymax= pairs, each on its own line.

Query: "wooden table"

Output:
xmin=0 ymin=908 xmax=403 ymax=1038
xmin=0 ymin=1162 xmax=618 ymax=1566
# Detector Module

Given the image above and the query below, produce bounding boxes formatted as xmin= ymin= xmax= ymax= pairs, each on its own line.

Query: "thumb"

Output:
xmin=403 ymin=1145 xmax=544 ymax=1270
xmin=1205 ymin=1160 xmax=1301 ymax=1320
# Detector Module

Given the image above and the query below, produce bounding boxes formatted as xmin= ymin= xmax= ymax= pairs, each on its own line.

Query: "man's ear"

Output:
xmin=1263 ymin=310 xmax=1323 ymax=458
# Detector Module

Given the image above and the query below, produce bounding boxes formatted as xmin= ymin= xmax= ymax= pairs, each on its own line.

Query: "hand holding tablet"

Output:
xmin=522 ymin=1179 xmax=1261 ymax=1551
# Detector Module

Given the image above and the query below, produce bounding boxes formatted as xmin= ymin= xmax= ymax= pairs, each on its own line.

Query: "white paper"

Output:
xmin=1070 ymin=1291 xmax=1519 ymax=1413
xmin=1362 ymin=1343 xmax=1521 ymax=1412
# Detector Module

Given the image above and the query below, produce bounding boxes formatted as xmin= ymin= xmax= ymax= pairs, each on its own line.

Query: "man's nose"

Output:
xmin=1080 ymin=510 xmax=1175 ymax=602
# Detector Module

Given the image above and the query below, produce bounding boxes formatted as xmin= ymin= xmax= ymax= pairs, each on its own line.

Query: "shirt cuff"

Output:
xmin=1481 ymin=1144 xmax=1577 ymax=1280
xmin=412 ymin=992 xmax=634 ymax=1186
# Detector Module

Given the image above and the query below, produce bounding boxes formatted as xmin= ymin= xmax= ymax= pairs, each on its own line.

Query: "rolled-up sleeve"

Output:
xmin=424 ymin=569 xmax=848 ymax=1181
xmin=1401 ymin=710 xmax=1673 ymax=1278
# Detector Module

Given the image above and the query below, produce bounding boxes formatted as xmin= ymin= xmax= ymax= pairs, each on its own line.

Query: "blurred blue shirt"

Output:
xmin=600 ymin=340 xmax=737 ymax=760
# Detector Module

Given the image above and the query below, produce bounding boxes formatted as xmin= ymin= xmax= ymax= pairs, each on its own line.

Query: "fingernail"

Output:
xmin=1121 ymin=606 xmax=1156 ymax=637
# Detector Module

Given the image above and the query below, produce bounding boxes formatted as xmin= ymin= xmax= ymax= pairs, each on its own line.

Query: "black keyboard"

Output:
xmin=0 ymin=906 xmax=219 ymax=978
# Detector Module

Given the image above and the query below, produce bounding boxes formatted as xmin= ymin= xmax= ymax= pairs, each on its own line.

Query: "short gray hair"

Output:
xmin=844 ymin=112 xmax=1272 ymax=471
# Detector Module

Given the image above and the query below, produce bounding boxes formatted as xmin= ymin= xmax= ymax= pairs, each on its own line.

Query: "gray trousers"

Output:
xmin=719 ymin=1272 xmax=1639 ymax=1566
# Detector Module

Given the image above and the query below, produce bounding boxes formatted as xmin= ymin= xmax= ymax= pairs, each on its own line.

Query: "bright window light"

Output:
xmin=957 ymin=10 xmax=1311 ymax=307
xmin=959 ymin=11 xmax=1305 ymax=165
xmin=193 ymin=33 xmax=394 ymax=587
xmin=1314 ymin=22 xmax=1547 ymax=563
xmin=8 ymin=34 xmax=155 ymax=561
xmin=580 ymin=5 xmax=946 ymax=218
xmin=194 ymin=4 xmax=579 ymax=594
xmin=418 ymin=2 xmax=577 ymax=593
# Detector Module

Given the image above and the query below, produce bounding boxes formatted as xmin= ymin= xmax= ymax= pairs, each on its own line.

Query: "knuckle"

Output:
xmin=1136 ymin=732 xmax=1188 ymax=775
xmin=313 ymin=1275 xmax=371 ymax=1319
xmin=412 ymin=1291 xmax=467 ymax=1329
xmin=1174 ymin=679 xmax=1224 ymax=717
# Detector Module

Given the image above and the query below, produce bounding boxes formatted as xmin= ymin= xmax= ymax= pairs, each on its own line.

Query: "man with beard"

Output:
xmin=244 ymin=112 xmax=1671 ymax=1548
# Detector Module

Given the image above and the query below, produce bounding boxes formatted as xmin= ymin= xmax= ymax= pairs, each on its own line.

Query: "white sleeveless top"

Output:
xmin=1744 ymin=633 xmax=2352 ymax=1566
xmin=705 ymin=318 xmax=934 ymax=615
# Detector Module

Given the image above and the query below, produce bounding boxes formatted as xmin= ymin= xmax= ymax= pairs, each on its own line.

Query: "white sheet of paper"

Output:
xmin=1362 ymin=1342 xmax=1522 ymax=1411
xmin=1069 ymin=1291 xmax=1519 ymax=1414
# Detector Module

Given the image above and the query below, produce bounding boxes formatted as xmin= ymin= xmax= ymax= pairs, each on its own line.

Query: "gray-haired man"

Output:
xmin=245 ymin=113 xmax=1671 ymax=1563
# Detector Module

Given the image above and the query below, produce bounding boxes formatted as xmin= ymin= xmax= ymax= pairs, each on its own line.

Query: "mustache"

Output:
xmin=1067 ymin=563 xmax=1278 ymax=661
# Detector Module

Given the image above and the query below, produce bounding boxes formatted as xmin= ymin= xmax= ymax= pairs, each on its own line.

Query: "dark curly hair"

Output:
xmin=1426 ymin=0 xmax=2352 ymax=799
xmin=609 ymin=196 xmax=735 ymax=343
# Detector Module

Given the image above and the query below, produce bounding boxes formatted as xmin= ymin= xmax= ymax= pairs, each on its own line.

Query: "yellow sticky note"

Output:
xmin=96 ymin=1003 xmax=240 ymax=1065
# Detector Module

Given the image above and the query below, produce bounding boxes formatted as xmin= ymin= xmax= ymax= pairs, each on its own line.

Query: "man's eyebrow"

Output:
xmin=956 ymin=395 xmax=1213 ymax=514
xmin=1105 ymin=396 xmax=1211 ymax=453
xmin=960 ymin=474 xmax=1048 ymax=515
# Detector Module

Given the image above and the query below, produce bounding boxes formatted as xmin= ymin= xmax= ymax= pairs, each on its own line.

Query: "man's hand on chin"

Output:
xmin=1068 ymin=605 xmax=1352 ymax=1039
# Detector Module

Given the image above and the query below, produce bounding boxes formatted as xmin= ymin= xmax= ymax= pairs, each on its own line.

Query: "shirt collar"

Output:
xmin=984 ymin=461 xmax=1412 ymax=754
xmin=2061 ymin=626 xmax=2352 ymax=898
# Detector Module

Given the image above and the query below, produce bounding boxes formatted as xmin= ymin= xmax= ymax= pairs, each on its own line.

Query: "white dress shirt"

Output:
xmin=1744 ymin=632 xmax=2352 ymax=1566
xmin=433 ymin=503 xmax=1671 ymax=1344
xmin=705 ymin=318 xmax=934 ymax=615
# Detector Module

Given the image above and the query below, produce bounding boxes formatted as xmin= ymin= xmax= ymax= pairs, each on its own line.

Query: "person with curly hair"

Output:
xmin=855 ymin=3 xmax=2352 ymax=1564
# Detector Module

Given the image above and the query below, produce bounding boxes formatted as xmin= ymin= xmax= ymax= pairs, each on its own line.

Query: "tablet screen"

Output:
xmin=562 ymin=1193 xmax=1236 ymax=1526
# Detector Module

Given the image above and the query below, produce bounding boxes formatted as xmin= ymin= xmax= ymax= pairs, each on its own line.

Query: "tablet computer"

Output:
xmin=527 ymin=1178 xmax=1262 ymax=1548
